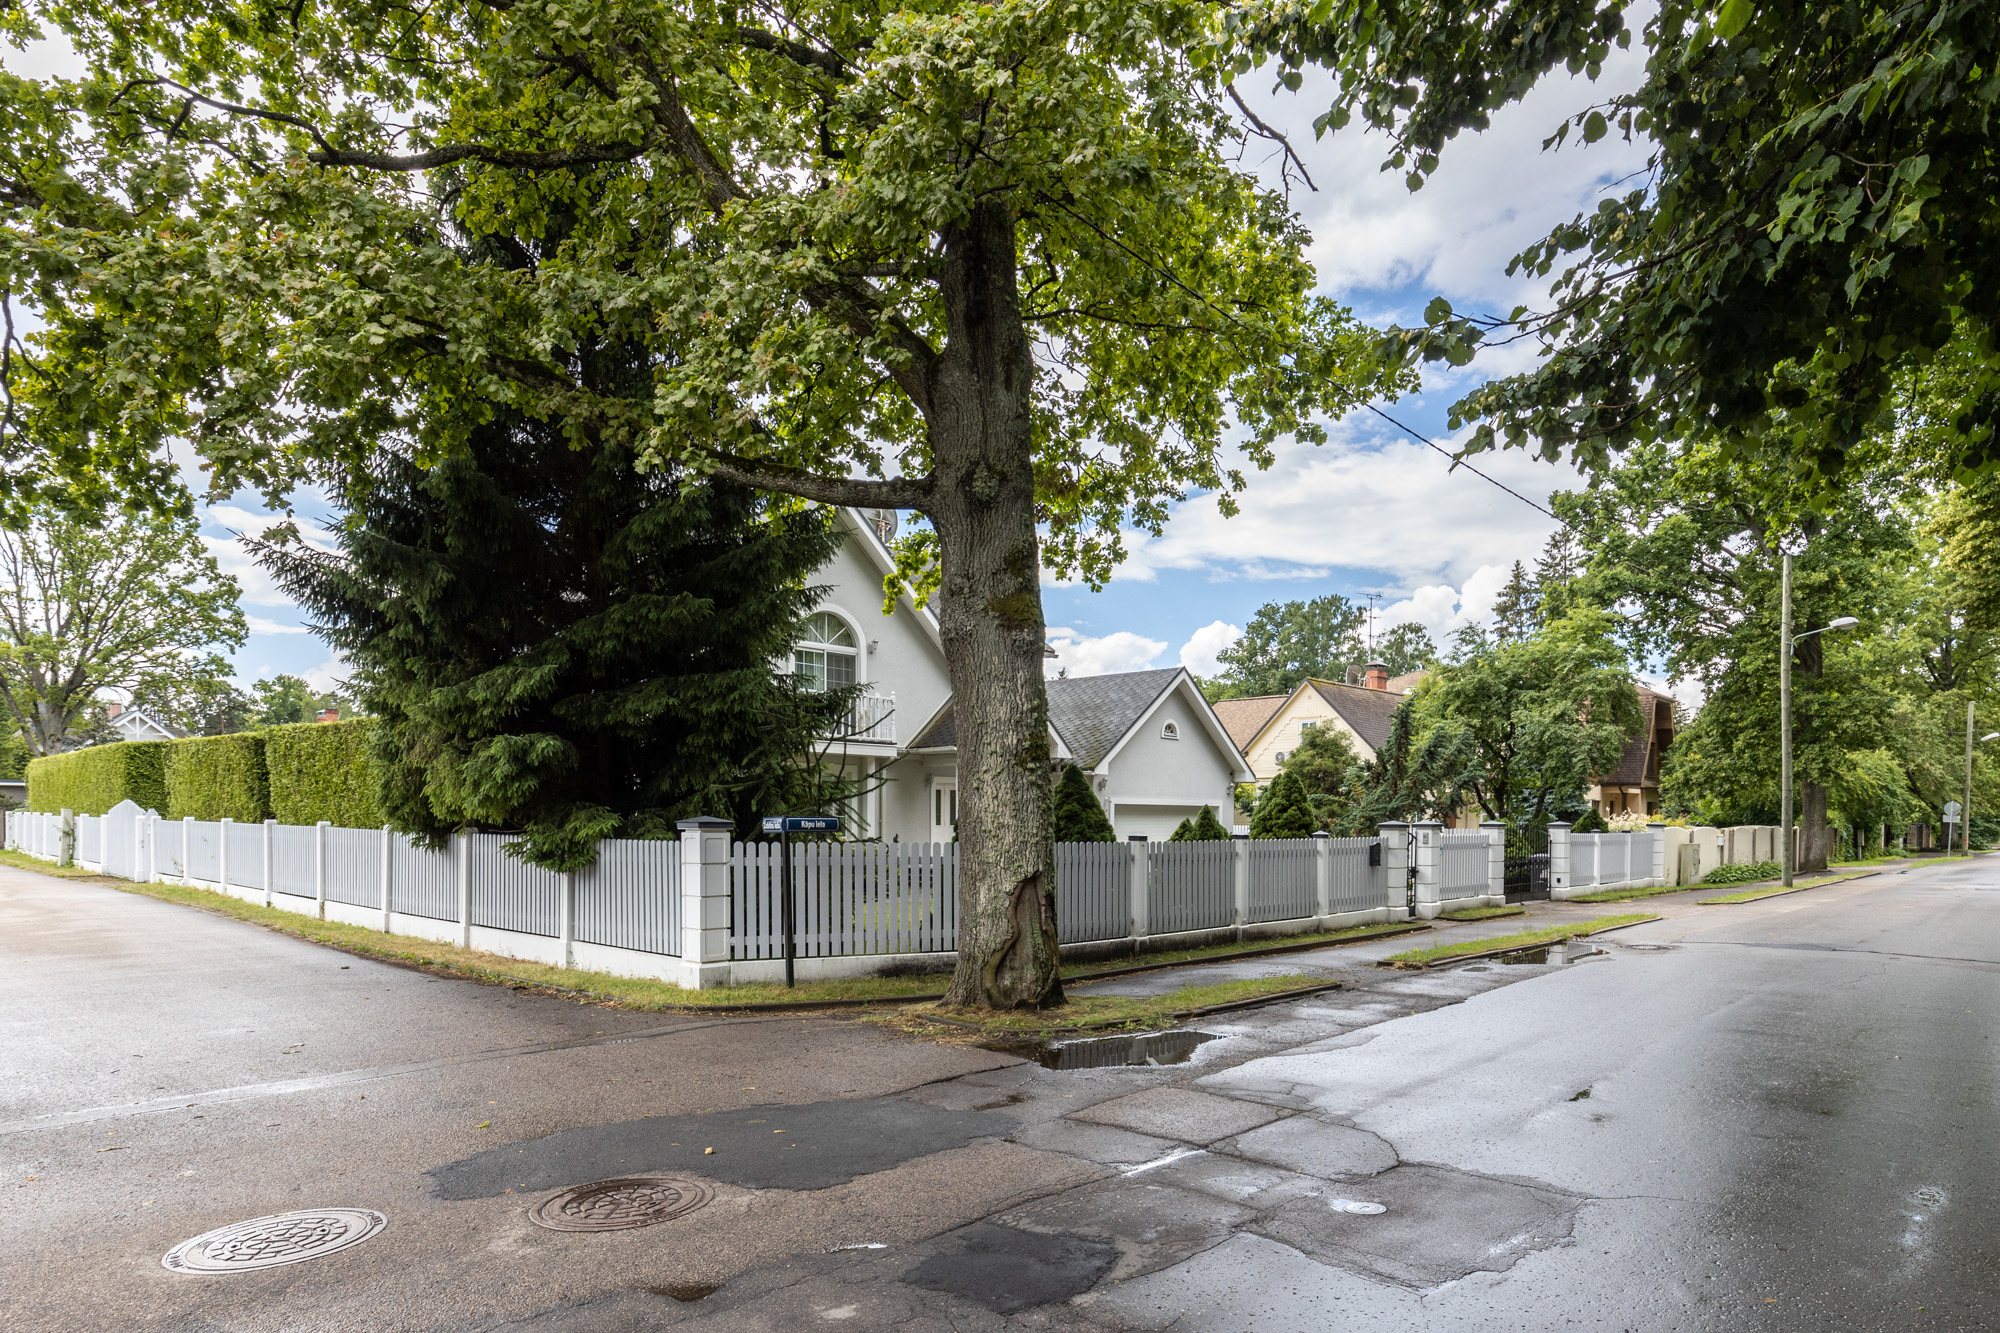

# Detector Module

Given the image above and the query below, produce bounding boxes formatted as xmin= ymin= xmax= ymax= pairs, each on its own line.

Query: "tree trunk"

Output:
xmin=927 ymin=202 xmax=1062 ymax=1009
xmin=1799 ymin=782 xmax=1831 ymax=873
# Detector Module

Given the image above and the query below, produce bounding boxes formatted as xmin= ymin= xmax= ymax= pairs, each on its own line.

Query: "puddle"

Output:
xmin=989 ymin=1030 xmax=1219 ymax=1070
xmin=1498 ymin=940 xmax=1606 ymax=966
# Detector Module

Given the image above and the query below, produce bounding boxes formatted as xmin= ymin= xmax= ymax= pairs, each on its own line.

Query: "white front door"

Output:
xmin=929 ymin=780 xmax=958 ymax=845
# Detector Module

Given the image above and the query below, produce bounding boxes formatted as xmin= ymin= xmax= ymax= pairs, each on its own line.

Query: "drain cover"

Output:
xmin=529 ymin=1176 xmax=714 ymax=1232
xmin=162 ymin=1208 xmax=386 ymax=1274
xmin=1329 ymin=1199 xmax=1387 ymax=1215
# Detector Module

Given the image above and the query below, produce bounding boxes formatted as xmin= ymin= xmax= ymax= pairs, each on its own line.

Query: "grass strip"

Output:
xmin=1566 ymin=883 xmax=1699 ymax=904
xmin=1065 ymin=920 xmax=1425 ymax=981
xmin=1697 ymin=871 xmax=1875 ymax=905
xmin=1439 ymin=904 xmax=1525 ymax=921
xmin=884 ymin=974 xmax=1328 ymax=1040
xmin=1379 ymin=914 xmax=1659 ymax=968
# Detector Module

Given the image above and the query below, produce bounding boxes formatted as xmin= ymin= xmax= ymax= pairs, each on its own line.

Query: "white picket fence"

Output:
xmin=11 ymin=804 xmax=1523 ymax=986
xmin=1548 ymin=827 xmax=1664 ymax=899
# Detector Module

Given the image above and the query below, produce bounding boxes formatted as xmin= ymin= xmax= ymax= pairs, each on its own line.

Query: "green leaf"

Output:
xmin=1714 ymin=0 xmax=1753 ymax=40
xmin=1424 ymin=296 xmax=1455 ymax=325
xmin=1582 ymin=111 xmax=1607 ymax=143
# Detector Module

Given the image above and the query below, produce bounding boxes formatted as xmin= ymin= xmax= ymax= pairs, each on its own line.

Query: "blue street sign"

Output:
xmin=760 ymin=815 xmax=842 ymax=834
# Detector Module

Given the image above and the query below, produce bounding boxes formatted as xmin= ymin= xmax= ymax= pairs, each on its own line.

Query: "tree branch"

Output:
xmin=308 ymin=141 xmax=647 ymax=172
xmin=1227 ymin=83 xmax=1317 ymax=193
xmin=703 ymin=450 xmax=931 ymax=510
xmin=735 ymin=26 xmax=851 ymax=77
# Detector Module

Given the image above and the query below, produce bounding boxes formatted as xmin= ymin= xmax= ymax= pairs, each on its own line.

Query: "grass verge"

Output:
xmin=884 ymin=974 xmax=1329 ymax=1040
xmin=1066 ymin=919 xmax=1422 ymax=978
xmin=1567 ymin=883 xmax=1698 ymax=904
xmin=1439 ymin=904 xmax=1525 ymax=921
xmin=1697 ymin=871 xmax=1873 ymax=905
xmin=1380 ymin=914 xmax=1658 ymax=968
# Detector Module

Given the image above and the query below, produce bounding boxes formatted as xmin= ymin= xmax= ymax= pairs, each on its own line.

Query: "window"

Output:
xmin=1301 ymin=720 xmax=1318 ymax=732
xmin=1160 ymin=720 xmax=1179 ymax=741
xmin=794 ymin=611 xmax=858 ymax=691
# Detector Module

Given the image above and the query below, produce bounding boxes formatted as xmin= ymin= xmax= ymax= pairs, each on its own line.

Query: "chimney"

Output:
xmin=1363 ymin=662 xmax=1389 ymax=691
xmin=106 ymin=701 xmax=123 ymax=718
xmin=316 ymin=707 xmax=340 ymax=723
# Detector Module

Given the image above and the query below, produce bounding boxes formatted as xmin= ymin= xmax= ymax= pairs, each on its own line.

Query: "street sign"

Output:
xmin=760 ymin=815 xmax=842 ymax=834
xmin=1945 ymin=800 xmax=1962 ymax=824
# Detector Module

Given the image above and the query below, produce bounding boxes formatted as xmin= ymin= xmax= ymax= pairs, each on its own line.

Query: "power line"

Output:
xmin=1363 ymin=403 xmax=1562 ymax=524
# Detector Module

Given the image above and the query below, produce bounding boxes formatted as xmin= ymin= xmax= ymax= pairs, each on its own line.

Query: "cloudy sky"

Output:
xmin=11 ymin=31 xmax=1654 ymax=695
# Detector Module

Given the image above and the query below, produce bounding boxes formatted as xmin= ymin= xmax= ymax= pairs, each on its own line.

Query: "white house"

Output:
xmin=803 ymin=510 xmax=1252 ymax=842
xmin=104 ymin=703 xmax=188 ymax=743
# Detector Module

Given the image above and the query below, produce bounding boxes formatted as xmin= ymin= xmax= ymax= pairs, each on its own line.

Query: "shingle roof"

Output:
xmin=1305 ymin=678 xmax=1405 ymax=754
xmin=1210 ymin=694 xmax=1286 ymax=751
xmin=1601 ymin=686 xmax=1675 ymax=787
xmin=907 ymin=667 xmax=1186 ymax=768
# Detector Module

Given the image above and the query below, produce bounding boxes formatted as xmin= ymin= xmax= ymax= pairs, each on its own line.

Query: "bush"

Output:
xmin=26 ymin=742 xmax=169 ymax=815
xmin=1170 ymin=805 xmax=1232 ymax=841
xmin=1700 ymin=860 xmax=1781 ymax=886
xmin=1052 ymin=763 xmax=1115 ymax=842
xmin=264 ymin=720 xmax=384 ymax=828
xmin=164 ymin=733 xmax=271 ymax=822
xmin=1570 ymin=807 xmax=1608 ymax=833
xmin=1250 ymin=770 xmax=1315 ymax=839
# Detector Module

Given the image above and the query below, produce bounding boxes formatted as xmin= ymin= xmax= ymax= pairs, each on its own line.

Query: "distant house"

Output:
xmin=1588 ymin=685 xmax=1677 ymax=819
xmin=802 ymin=510 xmax=1251 ymax=842
xmin=104 ymin=703 xmax=188 ymax=744
xmin=1236 ymin=663 xmax=1409 ymax=783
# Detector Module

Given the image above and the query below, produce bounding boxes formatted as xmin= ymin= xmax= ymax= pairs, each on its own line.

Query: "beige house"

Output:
xmin=1234 ymin=663 xmax=1410 ymax=781
xmin=1586 ymin=685 xmax=1678 ymax=818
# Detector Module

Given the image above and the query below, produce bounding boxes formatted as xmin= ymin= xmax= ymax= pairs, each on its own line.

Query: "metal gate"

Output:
xmin=1505 ymin=853 xmax=1550 ymax=902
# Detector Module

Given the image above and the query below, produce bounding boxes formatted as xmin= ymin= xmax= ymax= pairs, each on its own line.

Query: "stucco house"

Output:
xmin=803 ymin=510 xmax=1251 ymax=842
xmin=1234 ymin=663 xmax=1409 ymax=782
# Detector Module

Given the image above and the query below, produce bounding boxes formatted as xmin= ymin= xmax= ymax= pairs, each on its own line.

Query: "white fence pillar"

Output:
xmin=1547 ymin=821 xmax=1573 ymax=899
xmin=678 ymin=817 xmax=734 ymax=987
xmin=182 ymin=817 xmax=193 ymax=886
xmin=1379 ymin=821 xmax=1410 ymax=921
xmin=1232 ymin=835 xmax=1250 ymax=929
xmin=1649 ymin=824 xmax=1667 ymax=886
xmin=1481 ymin=820 xmax=1507 ymax=905
xmin=559 ymin=871 xmax=576 ymax=968
xmin=218 ymin=816 xmax=232 ymax=893
xmin=1312 ymin=831 xmax=1331 ymax=919
xmin=1411 ymin=821 xmax=1443 ymax=919
xmin=59 ymin=808 xmax=74 ymax=868
xmin=262 ymin=818 xmax=276 ymax=907
xmin=456 ymin=831 xmax=472 ymax=946
xmin=379 ymin=825 xmax=393 ymax=931
xmin=1128 ymin=835 xmax=1149 ymax=941
xmin=315 ymin=821 xmax=329 ymax=921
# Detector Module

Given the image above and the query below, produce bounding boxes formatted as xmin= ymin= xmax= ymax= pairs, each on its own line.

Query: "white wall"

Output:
xmin=1104 ymin=687 xmax=1240 ymax=840
xmin=808 ymin=526 xmax=952 ymax=727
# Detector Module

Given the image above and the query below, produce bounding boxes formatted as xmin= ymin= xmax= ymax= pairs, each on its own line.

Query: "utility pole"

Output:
xmin=1780 ymin=554 xmax=1793 ymax=887
xmin=1968 ymin=702 xmax=1976 ymax=857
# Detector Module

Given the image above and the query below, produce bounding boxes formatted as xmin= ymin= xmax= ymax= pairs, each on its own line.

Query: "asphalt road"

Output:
xmin=5 ymin=856 xmax=1998 ymax=1330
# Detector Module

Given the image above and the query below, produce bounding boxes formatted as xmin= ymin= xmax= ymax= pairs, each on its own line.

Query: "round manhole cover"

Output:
xmin=529 ymin=1176 xmax=714 ymax=1232
xmin=1329 ymin=1199 xmax=1387 ymax=1215
xmin=163 ymin=1208 xmax=386 ymax=1274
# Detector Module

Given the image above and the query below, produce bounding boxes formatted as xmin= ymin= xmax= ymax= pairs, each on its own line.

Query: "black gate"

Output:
xmin=1505 ymin=853 xmax=1550 ymax=902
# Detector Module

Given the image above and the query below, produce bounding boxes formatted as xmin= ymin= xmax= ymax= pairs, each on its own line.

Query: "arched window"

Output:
xmin=794 ymin=612 xmax=858 ymax=691
xmin=1160 ymin=720 xmax=1180 ymax=741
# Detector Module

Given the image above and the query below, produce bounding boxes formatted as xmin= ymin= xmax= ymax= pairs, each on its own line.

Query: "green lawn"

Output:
xmin=1439 ymin=904 xmax=1525 ymax=921
xmin=1697 ymin=871 xmax=1872 ymax=905
xmin=1381 ymin=914 xmax=1659 ymax=967
xmin=1566 ymin=883 xmax=1697 ymax=904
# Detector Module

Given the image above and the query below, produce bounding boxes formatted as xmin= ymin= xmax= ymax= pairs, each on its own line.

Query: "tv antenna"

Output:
xmin=1363 ymin=592 xmax=1382 ymax=657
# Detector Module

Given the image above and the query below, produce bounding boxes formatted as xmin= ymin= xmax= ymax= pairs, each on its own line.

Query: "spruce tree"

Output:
xmin=1168 ymin=817 xmax=1195 ymax=841
xmin=1188 ymin=805 xmax=1232 ymax=840
xmin=1249 ymin=771 xmax=1316 ymax=839
xmin=1052 ymin=764 xmax=1116 ymax=843
xmin=257 ymin=420 xmax=852 ymax=869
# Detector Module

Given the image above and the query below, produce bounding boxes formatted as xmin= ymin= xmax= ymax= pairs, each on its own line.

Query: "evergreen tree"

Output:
xmin=1569 ymin=807 xmax=1608 ymax=834
xmin=1491 ymin=561 xmax=1540 ymax=644
xmin=257 ymin=421 xmax=852 ymax=869
xmin=1281 ymin=724 xmax=1360 ymax=830
xmin=1532 ymin=529 xmax=1584 ymax=625
xmin=1168 ymin=816 xmax=1195 ymax=841
xmin=1052 ymin=764 xmax=1116 ymax=843
xmin=1249 ymin=770 xmax=1316 ymax=839
xmin=1170 ymin=805 xmax=1231 ymax=841
xmin=1346 ymin=699 xmax=1480 ymax=835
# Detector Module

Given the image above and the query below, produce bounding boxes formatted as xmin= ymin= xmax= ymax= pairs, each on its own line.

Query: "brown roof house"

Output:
xmin=1236 ymin=662 xmax=1410 ymax=784
xmin=1588 ymin=685 xmax=1678 ymax=819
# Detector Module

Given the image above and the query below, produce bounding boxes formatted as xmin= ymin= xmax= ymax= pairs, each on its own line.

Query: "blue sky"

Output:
xmin=9 ymin=33 xmax=1655 ymax=695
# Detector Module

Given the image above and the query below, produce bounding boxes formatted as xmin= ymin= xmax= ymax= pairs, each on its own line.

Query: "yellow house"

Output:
xmin=1233 ymin=664 xmax=1411 ymax=781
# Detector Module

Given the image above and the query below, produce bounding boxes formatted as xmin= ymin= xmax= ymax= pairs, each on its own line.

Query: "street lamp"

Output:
xmin=1779 ymin=550 xmax=1858 ymax=887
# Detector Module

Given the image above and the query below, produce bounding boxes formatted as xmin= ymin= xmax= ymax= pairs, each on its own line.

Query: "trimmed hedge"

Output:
xmin=164 ymin=732 xmax=272 ymax=822
xmin=26 ymin=742 xmax=170 ymax=815
xmin=264 ymin=719 xmax=384 ymax=828
xmin=1700 ymin=860 xmax=1782 ymax=886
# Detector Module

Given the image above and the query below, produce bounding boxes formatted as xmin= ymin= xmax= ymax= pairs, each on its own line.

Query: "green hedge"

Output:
xmin=164 ymin=733 xmax=272 ymax=822
xmin=1700 ymin=860 xmax=1782 ymax=886
xmin=26 ymin=742 xmax=170 ymax=815
xmin=264 ymin=719 xmax=384 ymax=828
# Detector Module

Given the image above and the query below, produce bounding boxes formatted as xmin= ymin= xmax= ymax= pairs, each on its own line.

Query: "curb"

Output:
xmin=1696 ymin=870 xmax=1879 ymax=906
xmin=1378 ymin=915 xmax=1663 ymax=970
xmin=1064 ymin=923 xmax=1430 ymax=986
xmin=912 ymin=979 xmax=1349 ymax=1039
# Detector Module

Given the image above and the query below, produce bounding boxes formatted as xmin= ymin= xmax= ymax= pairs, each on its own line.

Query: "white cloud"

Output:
xmin=246 ymin=616 xmax=311 ymax=636
xmin=299 ymin=656 xmax=353 ymax=695
xmin=1179 ymin=621 xmax=1241 ymax=677
xmin=1640 ymin=674 xmax=1706 ymax=717
xmin=1377 ymin=563 xmax=1511 ymax=647
xmin=1046 ymin=627 xmax=1166 ymax=679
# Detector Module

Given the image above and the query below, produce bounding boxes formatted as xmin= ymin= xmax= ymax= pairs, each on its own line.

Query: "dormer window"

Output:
xmin=1161 ymin=720 xmax=1180 ymax=741
xmin=794 ymin=612 xmax=858 ymax=691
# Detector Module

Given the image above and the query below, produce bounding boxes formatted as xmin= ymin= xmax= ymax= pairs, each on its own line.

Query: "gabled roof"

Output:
xmin=1211 ymin=693 xmax=1286 ymax=751
xmin=1302 ymin=678 xmax=1405 ymax=754
xmin=835 ymin=508 xmax=941 ymax=647
xmin=1600 ymin=686 xmax=1676 ymax=787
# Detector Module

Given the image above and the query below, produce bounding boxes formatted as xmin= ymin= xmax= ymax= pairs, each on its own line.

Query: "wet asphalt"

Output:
xmin=5 ymin=857 xmax=1998 ymax=1330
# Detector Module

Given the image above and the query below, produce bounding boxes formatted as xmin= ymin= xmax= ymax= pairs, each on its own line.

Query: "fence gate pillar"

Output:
xmin=218 ymin=817 xmax=232 ymax=894
xmin=456 ymin=831 xmax=472 ymax=946
xmin=1411 ymin=822 xmax=1443 ymax=919
xmin=1232 ymin=835 xmax=1250 ymax=931
xmin=1378 ymin=822 xmax=1410 ymax=921
xmin=316 ymin=822 xmax=330 ymax=921
xmin=1648 ymin=823 xmax=1667 ymax=886
xmin=1127 ymin=835 xmax=1149 ymax=943
xmin=59 ymin=808 xmax=74 ymax=868
xmin=1312 ymin=832 xmax=1331 ymax=920
xmin=1481 ymin=820 xmax=1507 ymax=905
xmin=677 ymin=817 xmax=735 ymax=988
xmin=559 ymin=871 xmax=576 ymax=969
xmin=262 ymin=818 xmax=276 ymax=908
xmin=1547 ymin=822 xmax=1573 ymax=899
xmin=379 ymin=825 xmax=393 ymax=932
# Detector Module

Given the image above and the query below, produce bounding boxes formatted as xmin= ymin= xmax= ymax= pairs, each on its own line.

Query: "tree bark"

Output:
xmin=925 ymin=202 xmax=1062 ymax=1009
xmin=1799 ymin=782 xmax=1831 ymax=873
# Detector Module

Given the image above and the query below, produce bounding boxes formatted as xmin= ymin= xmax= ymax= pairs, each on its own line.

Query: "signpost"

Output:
xmin=760 ymin=815 xmax=842 ymax=987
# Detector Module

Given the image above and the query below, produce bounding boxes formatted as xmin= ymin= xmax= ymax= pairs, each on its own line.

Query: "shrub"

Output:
xmin=1053 ymin=763 xmax=1115 ymax=842
xmin=1700 ymin=860 xmax=1781 ymax=886
xmin=1170 ymin=805 xmax=1232 ymax=841
xmin=264 ymin=719 xmax=384 ymax=828
xmin=1606 ymin=812 xmax=1655 ymax=832
xmin=1250 ymin=770 xmax=1315 ymax=839
xmin=1569 ymin=807 xmax=1608 ymax=834
xmin=164 ymin=733 xmax=271 ymax=822
xmin=26 ymin=742 xmax=169 ymax=815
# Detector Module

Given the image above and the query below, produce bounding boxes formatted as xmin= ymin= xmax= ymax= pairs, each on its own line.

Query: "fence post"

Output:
xmin=1312 ymin=831 xmax=1331 ymax=920
xmin=1412 ymin=821 xmax=1443 ymax=919
xmin=677 ymin=817 xmax=734 ymax=988
xmin=1547 ymin=821 xmax=1573 ymax=899
xmin=182 ymin=817 xmax=193 ymax=886
xmin=59 ymin=808 xmax=74 ymax=868
xmin=1481 ymin=820 xmax=1507 ymax=905
xmin=379 ymin=825 xmax=393 ymax=932
xmin=218 ymin=816 xmax=231 ymax=894
xmin=1232 ymin=834 xmax=1250 ymax=932
xmin=262 ymin=818 xmax=275 ymax=908
xmin=1648 ymin=823 xmax=1667 ymax=886
xmin=1127 ymin=835 xmax=1149 ymax=944
xmin=135 ymin=812 xmax=148 ymax=884
xmin=1378 ymin=822 xmax=1410 ymax=920
xmin=456 ymin=831 xmax=472 ymax=947
xmin=315 ymin=822 xmax=329 ymax=921
xmin=559 ymin=871 xmax=576 ymax=969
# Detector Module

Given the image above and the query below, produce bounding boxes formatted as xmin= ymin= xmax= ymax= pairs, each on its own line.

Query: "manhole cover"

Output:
xmin=1329 ymin=1198 xmax=1387 ymax=1215
xmin=529 ymin=1176 xmax=714 ymax=1232
xmin=162 ymin=1208 xmax=386 ymax=1274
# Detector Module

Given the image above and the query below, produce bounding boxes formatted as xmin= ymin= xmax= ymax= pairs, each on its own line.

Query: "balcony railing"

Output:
xmin=830 ymin=691 xmax=896 ymax=744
